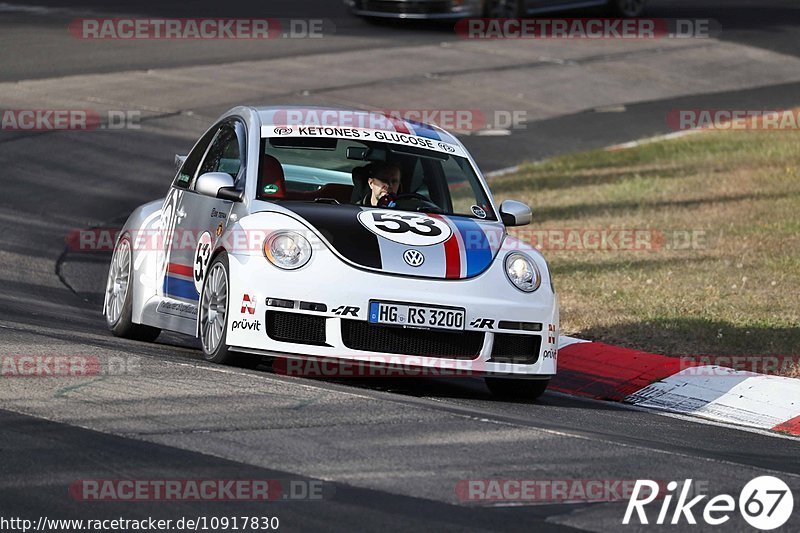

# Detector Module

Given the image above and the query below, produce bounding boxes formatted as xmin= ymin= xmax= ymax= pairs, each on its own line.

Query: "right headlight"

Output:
xmin=264 ymin=231 xmax=312 ymax=270
xmin=504 ymin=252 xmax=541 ymax=292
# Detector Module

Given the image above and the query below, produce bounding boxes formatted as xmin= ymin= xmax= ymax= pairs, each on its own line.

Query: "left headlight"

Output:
xmin=264 ymin=231 xmax=312 ymax=270
xmin=504 ymin=252 xmax=541 ymax=292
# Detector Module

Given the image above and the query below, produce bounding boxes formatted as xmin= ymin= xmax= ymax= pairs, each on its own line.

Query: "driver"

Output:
xmin=361 ymin=162 xmax=401 ymax=207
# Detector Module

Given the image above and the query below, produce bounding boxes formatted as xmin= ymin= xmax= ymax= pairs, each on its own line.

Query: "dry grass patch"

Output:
xmin=491 ymin=129 xmax=800 ymax=362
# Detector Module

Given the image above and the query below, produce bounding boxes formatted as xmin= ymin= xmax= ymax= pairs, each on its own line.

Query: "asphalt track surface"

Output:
xmin=1 ymin=1 xmax=800 ymax=531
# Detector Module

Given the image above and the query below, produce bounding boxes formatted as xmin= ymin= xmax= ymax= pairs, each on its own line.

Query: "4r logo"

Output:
xmin=332 ymin=306 xmax=359 ymax=317
xmin=469 ymin=318 xmax=495 ymax=329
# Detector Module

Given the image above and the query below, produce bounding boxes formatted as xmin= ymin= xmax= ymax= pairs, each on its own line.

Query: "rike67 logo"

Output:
xmin=624 ymin=476 xmax=794 ymax=530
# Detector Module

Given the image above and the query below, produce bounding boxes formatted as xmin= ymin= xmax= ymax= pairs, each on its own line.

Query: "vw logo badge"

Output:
xmin=403 ymin=249 xmax=425 ymax=267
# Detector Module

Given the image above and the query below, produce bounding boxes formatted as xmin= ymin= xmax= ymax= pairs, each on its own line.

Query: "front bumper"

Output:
xmin=224 ymin=217 xmax=559 ymax=377
xmin=345 ymin=0 xmax=483 ymax=20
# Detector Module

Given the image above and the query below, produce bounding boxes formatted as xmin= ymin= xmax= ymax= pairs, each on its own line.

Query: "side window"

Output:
xmin=198 ymin=125 xmax=241 ymax=180
xmin=174 ymin=126 xmax=218 ymax=189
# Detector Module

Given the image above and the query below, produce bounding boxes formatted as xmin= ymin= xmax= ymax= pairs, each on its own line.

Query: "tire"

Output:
xmin=484 ymin=0 xmax=525 ymax=18
xmin=198 ymin=253 xmax=260 ymax=368
xmin=485 ymin=378 xmax=549 ymax=400
xmin=104 ymin=236 xmax=161 ymax=342
xmin=199 ymin=253 xmax=236 ymax=364
xmin=605 ymin=0 xmax=647 ymax=17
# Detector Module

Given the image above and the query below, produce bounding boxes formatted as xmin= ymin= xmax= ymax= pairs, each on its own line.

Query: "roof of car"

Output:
xmin=253 ymin=106 xmax=461 ymax=145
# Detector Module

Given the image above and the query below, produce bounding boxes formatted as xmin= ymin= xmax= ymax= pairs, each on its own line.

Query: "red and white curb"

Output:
xmin=554 ymin=336 xmax=800 ymax=437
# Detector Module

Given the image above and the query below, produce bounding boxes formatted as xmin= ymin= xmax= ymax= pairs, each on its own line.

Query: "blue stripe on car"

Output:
xmin=452 ymin=218 xmax=492 ymax=277
xmin=163 ymin=276 xmax=198 ymax=301
xmin=408 ymin=121 xmax=441 ymax=141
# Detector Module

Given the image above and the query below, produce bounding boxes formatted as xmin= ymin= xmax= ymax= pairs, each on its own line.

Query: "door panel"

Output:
xmin=155 ymin=121 xmax=245 ymax=331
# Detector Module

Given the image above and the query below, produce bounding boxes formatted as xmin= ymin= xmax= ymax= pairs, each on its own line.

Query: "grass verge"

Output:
xmin=490 ymin=129 xmax=800 ymax=363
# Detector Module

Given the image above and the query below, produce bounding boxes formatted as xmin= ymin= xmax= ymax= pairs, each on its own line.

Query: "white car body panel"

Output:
xmin=110 ymin=105 xmax=559 ymax=377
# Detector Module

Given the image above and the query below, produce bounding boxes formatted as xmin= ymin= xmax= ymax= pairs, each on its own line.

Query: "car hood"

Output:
xmin=277 ymin=203 xmax=505 ymax=279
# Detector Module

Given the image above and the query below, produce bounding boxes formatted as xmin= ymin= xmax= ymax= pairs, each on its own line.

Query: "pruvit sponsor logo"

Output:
xmin=668 ymin=109 xmax=800 ymax=131
xmin=456 ymin=479 xmax=672 ymax=503
xmin=68 ymin=479 xmax=327 ymax=501
xmin=511 ymin=228 xmax=709 ymax=252
xmin=231 ymin=319 xmax=261 ymax=332
xmin=623 ymin=477 xmax=793 ymax=529
xmin=0 ymin=355 xmax=140 ymax=377
xmin=456 ymin=18 xmax=716 ymax=40
xmin=69 ymin=18 xmax=329 ymax=40
xmin=0 ymin=109 xmax=140 ymax=131
xmin=272 ymin=109 xmax=527 ymax=133
xmin=679 ymin=356 xmax=800 ymax=377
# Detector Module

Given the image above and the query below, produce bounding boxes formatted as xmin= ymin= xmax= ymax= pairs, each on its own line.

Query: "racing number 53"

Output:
xmin=372 ymin=212 xmax=441 ymax=236
xmin=193 ymin=232 xmax=213 ymax=292
xmin=195 ymin=243 xmax=210 ymax=282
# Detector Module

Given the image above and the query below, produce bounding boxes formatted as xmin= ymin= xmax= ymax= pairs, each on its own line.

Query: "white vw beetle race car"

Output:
xmin=104 ymin=106 xmax=558 ymax=399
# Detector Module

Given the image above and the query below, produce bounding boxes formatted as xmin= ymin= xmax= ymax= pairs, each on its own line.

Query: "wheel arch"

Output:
xmin=194 ymin=245 xmax=230 ymax=337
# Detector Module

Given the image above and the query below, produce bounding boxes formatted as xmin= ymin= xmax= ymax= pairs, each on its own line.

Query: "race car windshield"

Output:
xmin=256 ymin=137 xmax=496 ymax=221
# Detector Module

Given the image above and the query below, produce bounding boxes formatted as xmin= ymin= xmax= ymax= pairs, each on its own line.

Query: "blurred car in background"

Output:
xmin=344 ymin=0 xmax=647 ymax=19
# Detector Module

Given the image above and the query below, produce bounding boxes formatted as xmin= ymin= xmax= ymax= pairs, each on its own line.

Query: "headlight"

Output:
xmin=504 ymin=252 xmax=541 ymax=292
xmin=264 ymin=231 xmax=312 ymax=270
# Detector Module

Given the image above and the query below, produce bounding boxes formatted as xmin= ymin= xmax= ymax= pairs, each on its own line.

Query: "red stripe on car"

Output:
xmin=168 ymin=263 xmax=193 ymax=277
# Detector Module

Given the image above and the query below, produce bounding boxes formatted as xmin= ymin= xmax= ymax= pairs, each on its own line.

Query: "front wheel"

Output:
xmin=199 ymin=253 xmax=236 ymax=364
xmin=104 ymin=236 xmax=161 ymax=342
xmin=485 ymin=378 xmax=549 ymax=400
xmin=199 ymin=253 xmax=260 ymax=368
xmin=605 ymin=0 xmax=647 ymax=17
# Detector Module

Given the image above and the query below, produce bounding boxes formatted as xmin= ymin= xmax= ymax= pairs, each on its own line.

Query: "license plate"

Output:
xmin=368 ymin=301 xmax=465 ymax=331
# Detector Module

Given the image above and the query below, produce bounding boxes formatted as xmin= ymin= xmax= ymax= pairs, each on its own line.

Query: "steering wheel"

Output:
xmin=392 ymin=192 xmax=442 ymax=212
xmin=394 ymin=192 xmax=430 ymax=203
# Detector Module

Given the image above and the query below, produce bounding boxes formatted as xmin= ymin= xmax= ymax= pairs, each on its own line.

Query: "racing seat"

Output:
xmin=258 ymin=153 xmax=287 ymax=198
xmin=350 ymin=165 xmax=370 ymax=204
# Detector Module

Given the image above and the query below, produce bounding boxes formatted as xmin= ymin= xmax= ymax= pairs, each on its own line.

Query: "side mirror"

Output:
xmin=174 ymin=154 xmax=187 ymax=171
xmin=195 ymin=172 xmax=243 ymax=202
xmin=499 ymin=200 xmax=532 ymax=226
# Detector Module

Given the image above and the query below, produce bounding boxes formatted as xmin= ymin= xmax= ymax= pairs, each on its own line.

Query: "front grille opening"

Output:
xmin=490 ymin=334 xmax=542 ymax=365
xmin=341 ymin=320 xmax=483 ymax=359
xmin=266 ymin=311 xmax=328 ymax=346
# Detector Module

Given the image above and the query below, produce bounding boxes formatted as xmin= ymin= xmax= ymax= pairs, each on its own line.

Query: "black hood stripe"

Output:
xmin=279 ymin=203 xmax=383 ymax=269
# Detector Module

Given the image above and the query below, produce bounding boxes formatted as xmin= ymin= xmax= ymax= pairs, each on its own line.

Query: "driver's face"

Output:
xmin=369 ymin=169 xmax=401 ymax=197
